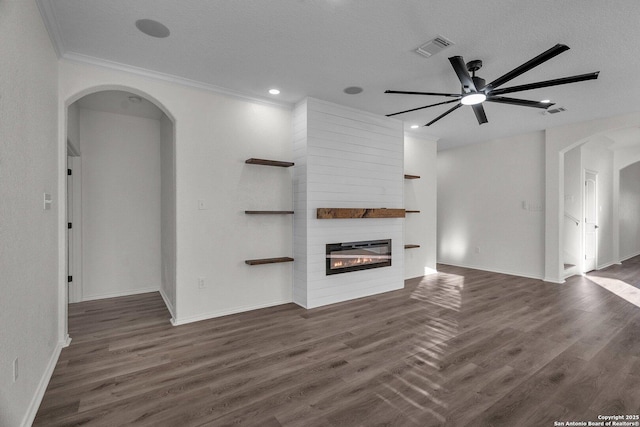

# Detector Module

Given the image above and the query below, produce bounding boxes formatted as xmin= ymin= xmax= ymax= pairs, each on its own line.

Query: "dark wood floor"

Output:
xmin=35 ymin=258 xmax=640 ymax=426
xmin=589 ymin=254 xmax=640 ymax=289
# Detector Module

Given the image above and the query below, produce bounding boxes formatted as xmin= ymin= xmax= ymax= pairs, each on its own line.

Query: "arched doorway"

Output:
xmin=556 ymin=126 xmax=640 ymax=281
xmin=64 ymin=88 xmax=176 ymax=336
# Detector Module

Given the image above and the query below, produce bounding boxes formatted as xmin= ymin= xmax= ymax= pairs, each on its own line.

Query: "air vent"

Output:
xmin=544 ymin=107 xmax=567 ymax=115
xmin=416 ymin=35 xmax=455 ymax=58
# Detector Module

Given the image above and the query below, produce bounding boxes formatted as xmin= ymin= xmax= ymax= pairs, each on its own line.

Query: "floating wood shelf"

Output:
xmin=245 ymin=257 xmax=294 ymax=265
xmin=245 ymin=158 xmax=294 ymax=168
xmin=405 ymin=210 xmax=420 ymax=213
xmin=404 ymin=244 xmax=421 ymax=249
xmin=404 ymin=174 xmax=420 ymax=180
xmin=317 ymin=208 xmax=405 ymax=219
xmin=245 ymin=211 xmax=294 ymax=215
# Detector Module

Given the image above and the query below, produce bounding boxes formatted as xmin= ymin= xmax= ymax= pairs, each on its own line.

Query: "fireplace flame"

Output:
xmin=325 ymin=239 xmax=392 ymax=275
xmin=330 ymin=255 xmax=387 ymax=270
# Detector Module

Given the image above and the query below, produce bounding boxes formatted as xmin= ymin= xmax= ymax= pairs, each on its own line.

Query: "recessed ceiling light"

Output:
xmin=541 ymin=99 xmax=551 ymax=103
xmin=410 ymin=125 xmax=420 ymax=129
xmin=135 ymin=19 xmax=170 ymax=38
xmin=269 ymin=89 xmax=280 ymax=95
xmin=343 ymin=86 xmax=363 ymax=95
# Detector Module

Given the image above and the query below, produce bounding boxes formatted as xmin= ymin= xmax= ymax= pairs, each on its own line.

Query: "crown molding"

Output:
xmin=37 ymin=2 xmax=292 ymax=109
xmin=62 ymin=52 xmax=293 ymax=110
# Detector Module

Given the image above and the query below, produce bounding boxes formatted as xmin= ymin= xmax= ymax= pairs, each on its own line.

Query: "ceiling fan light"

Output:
xmin=461 ymin=92 xmax=486 ymax=106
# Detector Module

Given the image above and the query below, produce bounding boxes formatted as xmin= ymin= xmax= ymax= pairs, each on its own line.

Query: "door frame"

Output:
xmin=67 ymin=140 xmax=82 ymax=303
xmin=583 ymin=169 xmax=598 ymax=273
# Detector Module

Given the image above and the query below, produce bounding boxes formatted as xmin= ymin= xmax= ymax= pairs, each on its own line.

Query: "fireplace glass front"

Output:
xmin=325 ymin=239 xmax=391 ymax=275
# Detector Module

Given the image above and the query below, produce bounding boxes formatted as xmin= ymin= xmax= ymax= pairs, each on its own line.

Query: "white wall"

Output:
xmin=67 ymin=102 xmax=80 ymax=152
xmin=293 ymin=98 xmax=404 ymax=308
xmin=79 ymin=108 xmax=162 ymax=299
xmin=563 ymin=146 xmax=582 ymax=267
xmin=613 ymin=144 xmax=640 ymax=263
xmin=404 ymin=134 xmax=438 ymax=279
xmin=620 ymin=161 xmax=640 ymax=260
xmin=0 ymin=1 xmax=60 ymax=426
xmin=59 ymin=60 xmax=293 ymax=325
xmin=581 ymin=138 xmax=614 ymax=268
xmin=438 ymin=131 xmax=546 ymax=279
xmin=160 ymin=114 xmax=176 ymax=316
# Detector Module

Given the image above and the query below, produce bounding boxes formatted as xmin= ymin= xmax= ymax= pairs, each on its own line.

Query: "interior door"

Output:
xmin=584 ymin=170 xmax=598 ymax=272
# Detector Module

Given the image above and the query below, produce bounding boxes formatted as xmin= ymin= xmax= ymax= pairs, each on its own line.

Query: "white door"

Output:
xmin=583 ymin=170 xmax=598 ymax=272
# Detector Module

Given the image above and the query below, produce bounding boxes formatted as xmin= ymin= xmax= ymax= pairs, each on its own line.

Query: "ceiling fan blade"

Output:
xmin=489 ymin=72 xmax=600 ymax=96
xmin=485 ymin=44 xmax=570 ymax=90
xmin=386 ymin=99 xmax=460 ymax=117
xmin=449 ymin=56 xmax=476 ymax=93
xmin=385 ymin=90 xmax=461 ymax=98
xmin=486 ymin=96 xmax=555 ymax=109
xmin=425 ymin=103 xmax=462 ymax=126
xmin=472 ymin=104 xmax=488 ymax=124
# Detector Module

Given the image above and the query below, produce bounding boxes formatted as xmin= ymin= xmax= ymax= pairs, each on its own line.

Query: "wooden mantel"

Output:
xmin=317 ymin=208 xmax=405 ymax=219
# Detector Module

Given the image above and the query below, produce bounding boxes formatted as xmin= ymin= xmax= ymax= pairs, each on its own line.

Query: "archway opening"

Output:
xmin=65 ymin=89 xmax=176 ymax=328
xmin=559 ymin=127 xmax=640 ymax=280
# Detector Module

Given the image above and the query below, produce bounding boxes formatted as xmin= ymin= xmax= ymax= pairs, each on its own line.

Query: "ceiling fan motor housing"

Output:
xmin=463 ymin=76 xmax=486 ymax=93
xmin=472 ymin=76 xmax=486 ymax=91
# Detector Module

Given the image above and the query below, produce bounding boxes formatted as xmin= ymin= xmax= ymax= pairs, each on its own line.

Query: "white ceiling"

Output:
xmin=38 ymin=0 xmax=640 ymax=150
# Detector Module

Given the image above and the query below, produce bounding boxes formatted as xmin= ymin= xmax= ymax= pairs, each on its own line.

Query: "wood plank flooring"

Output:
xmin=34 ymin=257 xmax=640 ymax=426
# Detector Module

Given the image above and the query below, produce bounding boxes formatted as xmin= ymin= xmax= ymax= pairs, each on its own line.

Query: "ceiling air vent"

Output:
xmin=544 ymin=106 xmax=567 ymax=115
xmin=416 ymin=35 xmax=455 ymax=58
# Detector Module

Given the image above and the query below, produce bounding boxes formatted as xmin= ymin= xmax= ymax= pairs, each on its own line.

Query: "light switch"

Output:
xmin=43 ymin=193 xmax=52 ymax=210
xmin=197 ymin=199 xmax=207 ymax=210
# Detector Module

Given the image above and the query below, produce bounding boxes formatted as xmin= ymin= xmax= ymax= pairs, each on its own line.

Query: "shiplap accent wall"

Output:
xmin=293 ymin=98 xmax=404 ymax=309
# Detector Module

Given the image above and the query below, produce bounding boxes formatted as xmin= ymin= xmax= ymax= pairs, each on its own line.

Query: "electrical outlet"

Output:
xmin=13 ymin=358 xmax=18 ymax=382
xmin=198 ymin=277 xmax=205 ymax=289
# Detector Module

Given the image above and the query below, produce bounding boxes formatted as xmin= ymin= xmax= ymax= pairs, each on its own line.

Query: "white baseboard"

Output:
xmin=292 ymin=296 xmax=307 ymax=309
xmin=438 ymin=261 xmax=544 ymax=281
xmin=21 ymin=341 xmax=64 ymax=427
xmin=81 ymin=286 xmax=159 ymax=302
xmin=158 ymin=287 xmax=176 ymax=321
xmin=171 ymin=299 xmax=292 ymax=326
xmin=597 ymin=260 xmax=615 ymax=270
xmin=620 ymin=250 xmax=640 ymax=263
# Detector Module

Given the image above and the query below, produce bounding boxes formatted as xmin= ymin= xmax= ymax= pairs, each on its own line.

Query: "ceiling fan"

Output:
xmin=385 ymin=44 xmax=600 ymax=126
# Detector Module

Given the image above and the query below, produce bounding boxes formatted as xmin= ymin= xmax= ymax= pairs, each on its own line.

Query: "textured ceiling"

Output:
xmin=38 ymin=0 xmax=640 ymax=149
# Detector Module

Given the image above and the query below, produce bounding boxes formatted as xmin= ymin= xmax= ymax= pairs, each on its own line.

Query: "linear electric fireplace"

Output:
xmin=326 ymin=239 xmax=391 ymax=275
